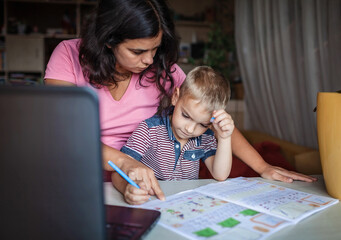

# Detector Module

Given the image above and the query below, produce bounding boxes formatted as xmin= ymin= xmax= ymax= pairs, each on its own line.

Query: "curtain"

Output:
xmin=235 ymin=0 xmax=341 ymax=148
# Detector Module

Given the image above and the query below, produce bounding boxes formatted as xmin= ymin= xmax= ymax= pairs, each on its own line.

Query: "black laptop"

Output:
xmin=0 ymin=86 xmax=160 ymax=240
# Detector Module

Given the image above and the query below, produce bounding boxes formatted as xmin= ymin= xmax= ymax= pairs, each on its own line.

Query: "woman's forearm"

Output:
xmin=231 ymin=128 xmax=269 ymax=174
xmin=112 ymin=172 xmax=128 ymax=194
xmin=102 ymin=143 xmax=133 ymax=171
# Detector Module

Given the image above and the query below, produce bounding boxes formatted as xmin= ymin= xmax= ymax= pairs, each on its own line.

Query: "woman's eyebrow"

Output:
xmin=129 ymin=45 xmax=160 ymax=52
xmin=128 ymin=48 xmax=146 ymax=52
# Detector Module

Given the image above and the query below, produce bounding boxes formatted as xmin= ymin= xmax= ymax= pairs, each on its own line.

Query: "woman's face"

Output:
xmin=113 ymin=31 xmax=163 ymax=74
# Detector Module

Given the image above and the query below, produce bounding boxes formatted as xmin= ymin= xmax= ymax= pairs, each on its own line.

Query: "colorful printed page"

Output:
xmin=194 ymin=177 xmax=339 ymax=223
xmin=141 ymin=177 xmax=339 ymax=240
xmin=142 ymin=190 xmax=293 ymax=240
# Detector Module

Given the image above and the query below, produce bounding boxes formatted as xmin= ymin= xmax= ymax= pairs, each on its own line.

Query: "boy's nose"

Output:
xmin=185 ymin=123 xmax=195 ymax=133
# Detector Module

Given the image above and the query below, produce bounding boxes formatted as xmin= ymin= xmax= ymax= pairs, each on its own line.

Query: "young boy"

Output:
xmin=117 ymin=66 xmax=234 ymax=203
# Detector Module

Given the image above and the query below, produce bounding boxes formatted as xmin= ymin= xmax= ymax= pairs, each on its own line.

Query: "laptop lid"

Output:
xmin=0 ymin=86 xmax=106 ymax=240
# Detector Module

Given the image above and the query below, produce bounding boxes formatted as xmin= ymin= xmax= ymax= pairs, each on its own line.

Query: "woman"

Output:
xmin=45 ymin=0 xmax=316 ymax=205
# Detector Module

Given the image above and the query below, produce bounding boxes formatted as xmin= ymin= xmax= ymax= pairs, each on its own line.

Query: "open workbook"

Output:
xmin=141 ymin=177 xmax=338 ymax=240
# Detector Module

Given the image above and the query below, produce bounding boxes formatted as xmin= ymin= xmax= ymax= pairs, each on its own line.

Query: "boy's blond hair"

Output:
xmin=179 ymin=66 xmax=230 ymax=112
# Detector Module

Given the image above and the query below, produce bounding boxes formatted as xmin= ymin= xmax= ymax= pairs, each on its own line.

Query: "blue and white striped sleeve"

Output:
xmin=120 ymin=121 xmax=152 ymax=161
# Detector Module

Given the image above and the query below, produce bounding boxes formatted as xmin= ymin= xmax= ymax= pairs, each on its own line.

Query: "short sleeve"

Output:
xmin=44 ymin=40 xmax=80 ymax=84
xmin=171 ymin=64 xmax=186 ymax=87
xmin=120 ymin=121 xmax=152 ymax=161
xmin=201 ymin=131 xmax=218 ymax=161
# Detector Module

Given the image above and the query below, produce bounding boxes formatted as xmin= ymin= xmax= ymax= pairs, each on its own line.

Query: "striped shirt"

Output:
xmin=121 ymin=114 xmax=217 ymax=180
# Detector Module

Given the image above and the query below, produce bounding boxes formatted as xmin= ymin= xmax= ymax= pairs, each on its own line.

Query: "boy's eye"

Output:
xmin=182 ymin=113 xmax=189 ymax=119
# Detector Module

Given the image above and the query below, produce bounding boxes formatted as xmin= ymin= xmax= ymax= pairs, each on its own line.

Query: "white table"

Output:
xmin=104 ymin=176 xmax=341 ymax=240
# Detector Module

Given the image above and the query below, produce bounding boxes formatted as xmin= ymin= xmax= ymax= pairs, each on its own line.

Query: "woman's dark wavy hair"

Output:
xmin=79 ymin=0 xmax=179 ymax=99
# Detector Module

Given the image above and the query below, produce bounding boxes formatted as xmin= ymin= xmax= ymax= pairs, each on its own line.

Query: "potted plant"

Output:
xmin=204 ymin=23 xmax=243 ymax=99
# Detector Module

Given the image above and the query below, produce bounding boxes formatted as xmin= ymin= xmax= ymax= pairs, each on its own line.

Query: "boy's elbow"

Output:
xmin=213 ymin=174 xmax=229 ymax=181
xmin=214 ymin=176 xmax=227 ymax=181
xmin=213 ymin=170 xmax=231 ymax=181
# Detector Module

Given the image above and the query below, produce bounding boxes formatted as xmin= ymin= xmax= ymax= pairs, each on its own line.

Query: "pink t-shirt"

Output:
xmin=45 ymin=39 xmax=186 ymax=150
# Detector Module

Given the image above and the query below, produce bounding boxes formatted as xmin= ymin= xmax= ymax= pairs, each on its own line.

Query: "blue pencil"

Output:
xmin=108 ymin=161 xmax=140 ymax=189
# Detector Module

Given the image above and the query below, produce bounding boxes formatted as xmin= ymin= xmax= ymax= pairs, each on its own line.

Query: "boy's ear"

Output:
xmin=171 ymin=87 xmax=180 ymax=106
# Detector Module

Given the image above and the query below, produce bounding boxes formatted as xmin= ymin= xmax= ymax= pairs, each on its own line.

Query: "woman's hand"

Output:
xmin=259 ymin=163 xmax=317 ymax=183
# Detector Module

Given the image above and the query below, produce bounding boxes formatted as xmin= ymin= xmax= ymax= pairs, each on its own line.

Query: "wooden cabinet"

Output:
xmin=1 ymin=0 xmax=96 ymax=85
xmin=6 ymin=35 xmax=44 ymax=72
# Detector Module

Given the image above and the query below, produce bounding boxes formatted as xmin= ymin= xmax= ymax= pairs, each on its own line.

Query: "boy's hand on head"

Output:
xmin=211 ymin=110 xmax=234 ymax=139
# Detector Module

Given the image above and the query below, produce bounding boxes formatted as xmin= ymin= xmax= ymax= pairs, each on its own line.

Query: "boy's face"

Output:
xmin=171 ymin=88 xmax=212 ymax=142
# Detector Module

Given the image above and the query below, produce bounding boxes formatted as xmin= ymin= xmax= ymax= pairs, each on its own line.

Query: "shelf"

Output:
xmin=7 ymin=72 xmax=42 ymax=86
xmin=2 ymin=0 xmax=96 ymax=84
xmin=5 ymin=33 xmax=77 ymax=39
xmin=6 ymin=0 xmax=96 ymax=4
xmin=175 ymin=20 xmax=212 ymax=28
